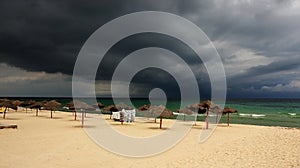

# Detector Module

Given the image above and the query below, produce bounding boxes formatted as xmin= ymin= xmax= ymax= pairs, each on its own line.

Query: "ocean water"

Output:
xmin=6 ymin=97 xmax=300 ymax=127
xmin=223 ymin=99 xmax=300 ymax=127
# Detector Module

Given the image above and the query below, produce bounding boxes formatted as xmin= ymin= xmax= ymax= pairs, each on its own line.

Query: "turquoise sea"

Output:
xmin=6 ymin=97 xmax=300 ymax=128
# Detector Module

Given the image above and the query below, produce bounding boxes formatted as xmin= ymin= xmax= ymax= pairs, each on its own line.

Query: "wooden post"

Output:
xmin=154 ymin=117 xmax=156 ymax=123
xmin=227 ymin=113 xmax=230 ymax=126
xmin=206 ymin=109 xmax=209 ymax=129
xmin=82 ymin=111 xmax=84 ymax=128
xmin=36 ymin=109 xmax=38 ymax=116
xmin=159 ymin=116 xmax=162 ymax=129
xmin=51 ymin=110 xmax=53 ymax=118
xmin=3 ymin=107 xmax=7 ymax=119
xmin=74 ymin=111 xmax=77 ymax=120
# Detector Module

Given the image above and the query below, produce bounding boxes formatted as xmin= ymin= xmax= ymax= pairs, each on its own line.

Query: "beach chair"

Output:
xmin=112 ymin=112 xmax=120 ymax=121
xmin=123 ymin=109 xmax=130 ymax=122
xmin=0 ymin=107 xmax=6 ymax=113
xmin=129 ymin=109 xmax=136 ymax=122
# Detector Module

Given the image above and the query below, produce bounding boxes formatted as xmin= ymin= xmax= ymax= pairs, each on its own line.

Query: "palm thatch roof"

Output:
xmin=20 ymin=100 xmax=36 ymax=108
xmin=197 ymin=100 xmax=223 ymax=113
xmin=72 ymin=100 xmax=93 ymax=110
xmin=66 ymin=101 xmax=75 ymax=110
xmin=0 ymin=99 xmax=17 ymax=110
xmin=104 ymin=105 xmax=118 ymax=112
xmin=29 ymin=101 xmax=45 ymax=109
xmin=186 ymin=103 xmax=206 ymax=114
xmin=115 ymin=102 xmax=133 ymax=110
xmin=222 ymin=107 xmax=238 ymax=114
xmin=149 ymin=105 xmax=173 ymax=118
xmin=12 ymin=100 xmax=23 ymax=107
xmin=177 ymin=108 xmax=195 ymax=115
xmin=44 ymin=100 xmax=61 ymax=111
xmin=138 ymin=104 xmax=150 ymax=111
xmin=97 ymin=102 xmax=105 ymax=108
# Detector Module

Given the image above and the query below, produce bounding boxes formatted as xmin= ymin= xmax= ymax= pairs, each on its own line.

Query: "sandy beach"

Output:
xmin=0 ymin=109 xmax=299 ymax=168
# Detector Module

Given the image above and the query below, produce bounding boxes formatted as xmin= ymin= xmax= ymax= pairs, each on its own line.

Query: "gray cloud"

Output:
xmin=0 ymin=0 xmax=299 ymax=98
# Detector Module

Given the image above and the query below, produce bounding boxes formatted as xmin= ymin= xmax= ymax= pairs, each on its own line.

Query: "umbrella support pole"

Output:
xmin=3 ymin=107 xmax=7 ymax=119
xmin=216 ymin=112 xmax=218 ymax=124
xmin=154 ymin=117 xmax=156 ymax=123
xmin=227 ymin=113 xmax=230 ymax=126
xmin=75 ymin=111 xmax=77 ymax=120
xmin=82 ymin=112 xmax=84 ymax=128
xmin=206 ymin=110 xmax=209 ymax=129
xmin=159 ymin=116 xmax=162 ymax=129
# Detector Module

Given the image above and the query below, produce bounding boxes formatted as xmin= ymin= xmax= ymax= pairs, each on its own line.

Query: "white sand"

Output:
xmin=0 ymin=109 xmax=299 ymax=168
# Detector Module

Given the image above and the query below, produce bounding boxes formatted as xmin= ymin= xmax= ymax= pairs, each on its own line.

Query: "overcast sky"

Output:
xmin=0 ymin=0 xmax=300 ymax=98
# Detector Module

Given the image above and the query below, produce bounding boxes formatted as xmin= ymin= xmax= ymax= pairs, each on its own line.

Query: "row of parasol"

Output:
xmin=0 ymin=99 xmax=237 ymax=128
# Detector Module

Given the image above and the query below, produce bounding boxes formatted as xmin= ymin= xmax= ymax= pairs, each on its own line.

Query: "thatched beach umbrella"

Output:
xmin=115 ymin=102 xmax=133 ymax=110
xmin=148 ymin=105 xmax=159 ymax=123
xmin=186 ymin=102 xmax=206 ymax=126
xmin=198 ymin=100 xmax=223 ymax=124
xmin=187 ymin=103 xmax=206 ymax=114
xmin=149 ymin=105 xmax=173 ymax=129
xmin=90 ymin=102 xmax=104 ymax=114
xmin=104 ymin=105 xmax=118 ymax=111
xmin=104 ymin=105 xmax=119 ymax=119
xmin=199 ymin=100 xmax=221 ymax=129
xmin=44 ymin=100 xmax=61 ymax=118
xmin=92 ymin=102 xmax=105 ymax=109
xmin=65 ymin=101 xmax=77 ymax=120
xmin=199 ymin=100 xmax=211 ymax=108
xmin=3 ymin=99 xmax=17 ymax=111
xmin=222 ymin=107 xmax=238 ymax=126
xmin=66 ymin=101 xmax=75 ymax=111
xmin=72 ymin=100 xmax=93 ymax=128
xmin=20 ymin=100 xmax=36 ymax=113
xmin=12 ymin=100 xmax=23 ymax=111
xmin=177 ymin=108 xmax=195 ymax=121
xmin=29 ymin=101 xmax=45 ymax=116
xmin=138 ymin=104 xmax=151 ymax=118
xmin=0 ymin=99 xmax=17 ymax=119
xmin=97 ymin=102 xmax=105 ymax=108
xmin=178 ymin=108 xmax=195 ymax=115
xmin=66 ymin=101 xmax=77 ymax=120
xmin=138 ymin=104 xmax=150 ymax=111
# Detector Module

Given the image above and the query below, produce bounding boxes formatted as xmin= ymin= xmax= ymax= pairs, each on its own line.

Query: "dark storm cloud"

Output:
xmin=95 ymin=33 xmax=211 ymax=98
xmin=177 ymin=0 xmax=300 ymax=59
xmin=0 ymin=0 xmax=181 ymax=74
xmin=0 ymin=0 xmax=119 ymax=74
xmin=97 ymin=33 xmax=209 ymax=80
xmin=231 ymin=56 xmax=300 ymax=82
xmin=0 ymin=0 xmax=299 ymax=98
